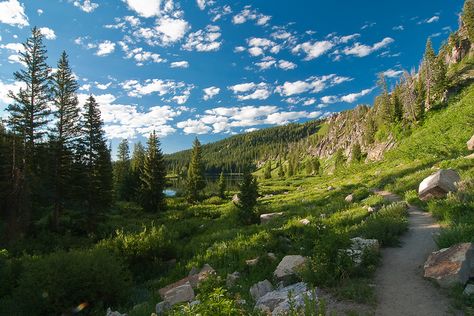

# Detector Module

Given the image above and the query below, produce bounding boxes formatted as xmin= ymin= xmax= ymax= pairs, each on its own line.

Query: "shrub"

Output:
xmin=436 ymin=224 xmax=474 ymax=249
xmin=404 ymin=189 xmax=426 ymax=209
xmin=3 ymin=248 xmax=131 ymax=316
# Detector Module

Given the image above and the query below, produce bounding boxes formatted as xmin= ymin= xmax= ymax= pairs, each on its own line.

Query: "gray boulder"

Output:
xmin=163 ymin=282 xmax=195 ymax=306
xmin=418 ymin=169 xmax=460 ymax=201
xmin=345 ymin=237 xmax=380 ymax=265
xmin=226 ymin=271 xmax=241 ymax=288
xmin=250 ymin=279 xmax=273 ymax=301
xmin=260 ymin=212 xmax=284 ymax=224
xmin=468 ymin=134 xmax=474 ymax=151
xmin=424 ymin=243 xmax=474 ymax=288
xmin=106 ymin=308 xmax=127 ymax=316
xmin=345 ymin=194 xmax=354 ymax=203
xmin=464 ymin=284 xmax=474 ymax=296
xmin=273 ymin=255 xmax=306 ymax=284
xmin=155 ymin=301 xmax=171 ymax=315
xmin=255 ymin=282 xmax=316 ymax=315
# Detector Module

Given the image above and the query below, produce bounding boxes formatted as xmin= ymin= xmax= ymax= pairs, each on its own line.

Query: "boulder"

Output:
xmin=418 ymin=169 xmax=460 ymax=201
xmin=155 ymin=301 xmax=171 ymax=315
xmin=274 ymin=255 xmax=306 ymax=284
xmin=232 ymin=194 xmax=240 ymax=205
xmin=246 ymin=258 xmax=259 ymax=266
xmin=255 ymin=282 xmax=316 ymax=315
xmin=250 ymin=279 xmax=273 ymax=301
xmin=467 ymin=135 xmax=474 ymax=151
xmin=346 ymin=237 xmax=380 ymax=265
xmin=267 ymin=252 xmax=277 ymax=261
xmin=424 ymin=243 xmax=474 ymax=288
xmin=188 ymin=266 xmax=199 ymax=276
xmin=345 ymin=194 xmax=354 ymax=203
xmin=327 ymin=186 xmax=335 ymax=191
xmin=464 ymin=284 xmax=474 ymax=296
xmin=226 ymin=271 xmax=240 ymax=288
xmin=260 ymin=212 xmax=284 ymax=224
xmin=106 ymin=308 xmax=127 ymax=316
xmin=159 ymin=264 xmax=215 ymax=298
xmin=299 ymin=218 xmax=310 ymax=225
xmin=163 ymin=282 xmax=195 ymax=306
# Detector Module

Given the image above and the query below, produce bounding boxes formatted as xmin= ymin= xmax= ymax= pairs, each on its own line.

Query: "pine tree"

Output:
xmin=79 ymin=95 xmax=113 ymax=219
xmin=218 ymin=171 xmax=226 ymax=199
xmin=287 ymin=159 xmax=294 ymax=177
xmin=236 ymin=169 xmax=259 ymax=225
xmin=391 ymin=87 xmax=403 ymax=122
xmin=422 ymin=39 xmax=437 ymax=110
xmin=312 ymin=157 xmax=321 ymax=176
xmin=7 ymin=27 xmax=51 ymax=170
xmin=186 ymin=138 xmax=205 ymax=203
xmin=463 ymin=0 xmax=474 ymax=41
xmin=130 ymin=142 xmax=145 ymax=202
xmin=140 ymin=131 xmax=167 ymax=212
xmin=415 ymin=75 xmax=426 ymax=121
xmin=50 ymin=51 xmax=80 ymax=229
xmin=351 ymin=143 xmax=362 ymax=163
xmin=334 ymin=149 xmax=346 ymax=171
xmin=305 ymin=160 xmax=312 ymax=175
xmin=277 ymin=158 xmax=285 ymax=177
xmin=114 ymin=139 xmax=132 ymax=201
xmin=263 ymin=161 xmax=272 ymax=179
xmin=377 ymin=73 xmax=393 ymax=122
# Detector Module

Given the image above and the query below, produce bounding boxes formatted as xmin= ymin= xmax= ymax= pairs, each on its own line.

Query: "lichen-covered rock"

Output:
xmin=424 ymin=243 xmax=474 ymax=288
xmin=155 ymin=301 xmax=171 ymax=315
xmin=250 ymin=279 xmax=273 ymax=301
xmin=273 ymin=255 xmax=306 ymax=284
xmin=468 ymin=134 xmax=474 ymax=151
xmin=226 ymin=271 xmax=240 ymax=288
xmin=418 ymin=169 xmax=460 ymax=201
xmin=260 ymin=212 xmax=284 ymax=224
xmin=106 ymin=308 xmax=127 ymax=316
xmin=345 ymin=237 xmax=380 ymax=265
xmin=299 ymin=218 xmax=310 ymax=225
xmin=464 ymin=284 xmax=474 ymax=296
xmin=159 ymin=264 xmax=215 ymax=299
xmin=255 ymin=282 xmax=316 ymax=315
xmin=345 ymin=194 xmax=354 ymax=203
xmin=163 ymin=282 xmax=195 ymax=306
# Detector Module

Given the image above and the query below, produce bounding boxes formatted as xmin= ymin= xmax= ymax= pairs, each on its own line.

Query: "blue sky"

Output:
xmin=0 ymin=0 xmax=465 ymax=154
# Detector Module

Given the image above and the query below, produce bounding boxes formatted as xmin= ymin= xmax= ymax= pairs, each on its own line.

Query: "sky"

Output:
xmin=0 ymin=0 xmax=465 ymax=155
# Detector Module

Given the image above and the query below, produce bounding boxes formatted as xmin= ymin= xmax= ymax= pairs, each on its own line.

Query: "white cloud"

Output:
xmin=278 ymin=60 xmax=297 ymax=70
xmin=121 ymin=78 xmax=193 ymax=104
xmin=0 ymin=0 xmax=28 ymax=27
xmin=196 ymin=0 xmax=215 ymax=10
xmin=119 ymin=44 xmax=166 ymax=65
xmin=419 ymin=15 xmax=439 ymax=24
xmin=39 ymin=27 xmax=56 ymax=40
xmin=232 ymin=6 xmax=271 ymax=26
xmin=170 ymin=60 xmax=189 ymax=68
xmin=203 ymin=86 xmax=220 ymax=100
xmin=383 ymin=69 xmax=403 ymax=78
xmin=73 ymin=0 xmax=99 ymax=13
xmin=343 ymin=37 xmax=394 ymax=57
xmin=255 ymin=57 xmax=276 ymax=70
xmin=292 ymin=40 xmax=334 ymax=60
xmin=154 ymin=16 xmax=189 ymax=45
xmin=234 ymin=46 xmax=246 ymax=53
xmin=275 ymin=74 xmax=351 ymax=97
xmin=182 ymin=25 xmax=221 ymax=52
xmin=37 ymin=9 xmax=43 ymax=15
xmin=122 ymin=0 xmax=162 ymax=18
xmin=79 ymin=84 xmax=91 ymax=91
xmin=177 ymin=119 xmax=212 ymax=134
xmin=96 ymin=82 xmax=112 ymax=90
xmin=0 ymin=79 xmax=24 ymax=107
xmin=0 ymin=42 xmax=24 ymax=52
xmin=96 ymin=40 xmax=116 ymax=56
xmin=210 ymin=5 xmax=232 ymax=22
xmin=393 ymin=25 xmax=404 ymax=31
xmin=228 ymin=82 xmax=271 ymax=100
xmin=340 ymin=88 xmax=374 ymax=103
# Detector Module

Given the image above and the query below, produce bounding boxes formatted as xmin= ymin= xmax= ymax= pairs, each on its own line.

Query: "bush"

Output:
xmin=404 ymin=190 xmax=426 ymax=209
xmin=2 ymin=248 xmax=131 ymax=316
xmin=436 ymin=224 xmax=474 ymax=249
xmin=355 ymin=202 xmax=409 ymax=247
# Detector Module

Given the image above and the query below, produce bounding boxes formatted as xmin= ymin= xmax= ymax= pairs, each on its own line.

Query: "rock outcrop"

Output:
xmin=468 ymin=134 xmax=474 ymax=151
xmin=418 ymin=169 xmax=460 ymax=201
xmin=255 ymin=282 xmax=316 ymax=315
xmin=250 ymin=279 xmax=273 ymax=301
xmin=163 ymin=282 xmax=195 ymax=306
xmin=260 ymin=212 xmax=284 ymax=224
xmin=424 ymin=243 xmax=474 ymax=288
xmin=274 ymin=255 xmax=306 ymax=284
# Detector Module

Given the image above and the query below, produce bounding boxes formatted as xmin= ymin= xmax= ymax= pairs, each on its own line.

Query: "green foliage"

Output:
xmin=263 ymin=161 xmax=272 ymax=179
xmin=236 ymin=170 xmax=259 ymax=225
xmin=312 ymin=157 xmax=321 ymax=176
xmin=278 ymin=158 xmax=285 ymax=178
xmin=334 ymin=149 xmax=346 ymax=172
xmin=114 ymin=139 xmax=133 ymax=201
xmin=1 ymin=248 xmax=131 ymax=316
xmin=140 ymin=131 xmax=167 ymax=212
xmin=351 ymin=143 xmax=362 ymax=163
xmin=186 ymin=138 xmax=206 ymax=202
xmin=217 ymin=171 xmax=226 ymax=199
xmin=463 ymin=0 xmax=474 ymax=42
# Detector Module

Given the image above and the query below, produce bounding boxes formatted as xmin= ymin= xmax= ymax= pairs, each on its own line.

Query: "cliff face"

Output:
xmin=445 ymin=23 xmax=473 ymax=66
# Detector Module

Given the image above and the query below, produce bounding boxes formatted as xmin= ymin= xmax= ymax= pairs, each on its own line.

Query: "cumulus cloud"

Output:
xmin=121 ymin=78 xmax=193 ymax=104
xmin=96 ymin=40 xmax=116 ymax=56
xmin=382 ymin=69 xmax=403 ymax=78
xmin=96 ymin=82 xmax=112 ymax=90
xmin=119 ymin=43 xmax=166 ymax=65
xmin=292 ymin=40 xmax=334 ymax=60
xmin=278 ymin=60 xmax=297 ymax=70
xmin=343 ymin=37 xmax=394 ymax=57
xmin=275 ymin=74 xmax=352 ymax=97
xmin=170 ymin=60 xmax=189 ymax=68
xmin=209 ymin=5 xmax=232 ymax=22
xmin=340 ymin=88 xmax=374 ymax=103
xmin=232 ymin=5 xmax=271 ymax=26
xmin=196 ymin=0 xmax=215 ymax=10
xmin=39 ymin=27 xmax=56 ymax=40
xmin=73 ymin=0 xmax=99 ymax=13
xmin=228 ymin=82 xmax=271 ymax=100
xmin=182 ymin=25 xmax=221 ymax=52
xmin=0 ymin=0 xmax=28 ymax=27
xmin=122 ymin=0 xmax=164 ymax=18
xmin=203 ymin=86 xmax=220 ymax=100
xmin=254 ymin=57 xmax=297 ymax=71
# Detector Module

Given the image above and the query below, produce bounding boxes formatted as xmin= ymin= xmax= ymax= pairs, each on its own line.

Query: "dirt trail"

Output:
xmin=374 ymin=191 xmax=458 ymax=316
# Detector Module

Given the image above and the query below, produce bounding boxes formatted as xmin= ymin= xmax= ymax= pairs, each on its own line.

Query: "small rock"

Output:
xmin=232 ymin=194 xmax=240 ymax=205
xmin=250 ymin=279 xmax=273 ymax=301
xmin=418 ymin=169 xmax=461 ymax=201
xmin=327 ymin=186 xmax=335 ymax=191
xmin=464 ymin=284 xmax=474 ymax=295
xmin=226 ymin=271 xmax=240 ymax=287
xmin=345 ymin=237 xmax=380 ymax=265
xmin=283 ymin=191 xmax=289 ymax=195
xmin=267 ymin=252 xmax=277 ymax=261
xmin=467 ymin=134 xmax=474 ymax=151
xmin=424 ymin=242 xmax=474 ymax=288
xmin=260 ymin=212 xmax=284 ymax=224
xmin=255 ymin=282 xmax=316 ymax=315
xmin=367 ymin=206 xmax=378 ymax=213
xmin=188 ymin=266 xmax=199 ymax=276
xmin=274 ymin=255 xmax=307 ymax=285
xmin=155 ymin=301 xmax=171 ymax=315
xmin=106 ymin=308 xmax=127 ymax=316
xmin=163 ymin=282 xmax=195 ymax=306
xmin=246 ymin=258 xmax=259 ymax=266
xmin=345 ymin=194 xmax=354 ymax=203
xmin=189 ymin=300 xmax=201 ymax=307
xmin=299 ymin=218 xmax=310 ymax=225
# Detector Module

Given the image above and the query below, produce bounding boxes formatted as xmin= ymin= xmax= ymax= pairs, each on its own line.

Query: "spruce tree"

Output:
xmin=140 ymin=131 xmax=167 ymax=212
xmin=463 ymin=0 xmax=474 ymax=41
xmin=351 ymin=143 xmax=362 ymax=163
xmin=312 ymin=157 xmax=321 ymax=176
xmin=236 ymin=169 xmax=259 ymax=225
xmin=277 ymin=158 xmax=285 ymax=178
xmin=218 ymin=171 xmax=226 ymax=199
xmin=130 ymin=142 xmax=145 ymax=202
xmin=114 ymin=139 xmax=132 ymax=201
xmin=263 ymin=161 xmax=272 ymax=179
xmin=7 ymin=27 xmax=51 ymax=170
xmin=79 ymin=95 xmax=113 ymax=218
xmin=392 ymin=87 xmax=403 ymax=122
xmin=186 ymin=138 xmax=205 ymax=203
xmin=305 ymin=160 xmax=312 ymax=175
xmin=422 ymin=39 xmax=436 ymax=110
xmin=334 ymin=149 xmax=346 ymax=171
xmin=50 ymin=51 xmax=80 ymax=229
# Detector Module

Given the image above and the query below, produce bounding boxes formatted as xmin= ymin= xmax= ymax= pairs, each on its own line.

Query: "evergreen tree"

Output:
xmin=79 ymin=95 xmax=113 ymax=219
xmin=186 ymin=138 xmax=205 ymax=202
xmin=114 ymin=139 xmax=132 ymax=201
xmin=140 ymin=131 xmax=167 ymax=212
xmin=463 ymin=0 xmax=474 ymax=41
xmin=351 ymin=143 xmax=362 ymax=163
xmin=287 ymin=159 xmax=294 ymax=177
xmin=422 ymin=39 xmax=437 ymax=110
xmin=312 ymin=157 xmax=321 ymax=176
xmin=392 ymin=87 xmax=403 ymax=122
xmin=415 ymin=75 xmax=426 ymax=121
xmin=218 ymin=171 xmax=226 ymax=199
xmin=305 ymin=160 xmax=313 ymax=175
xmin=377 ymin=73 xmax=393 ymax=122
xmin=7 ymin=27 xmax=51 ymax=170
xmin=277 ymin=158 xmax=285 ymax=178
xmin=236 ymin=169 xmax=259 ymax=225
xmin=130 ymin=142 xmax=145 ymax=202
xmin=433 ymin=55 xmax=447 ymax=100
xmin=50 ymin=51 xmax=80 ymax=229
xmin=334 ymin=149 xmax=346 ymax=171
xmin=263 ymin=161 xmax=272 ymax=179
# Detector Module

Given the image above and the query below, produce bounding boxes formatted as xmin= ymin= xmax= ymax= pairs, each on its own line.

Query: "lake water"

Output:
xmin=165 ymin=174 xmax=243 ymax=197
